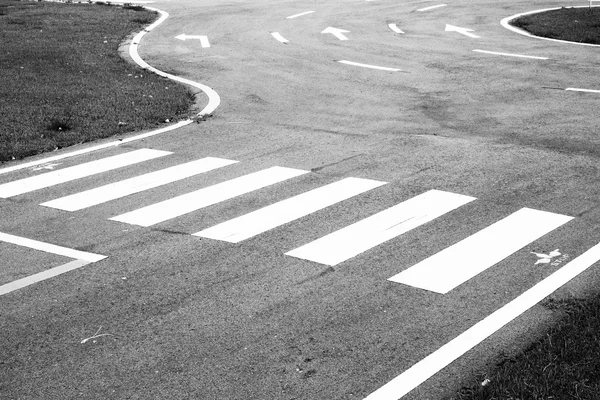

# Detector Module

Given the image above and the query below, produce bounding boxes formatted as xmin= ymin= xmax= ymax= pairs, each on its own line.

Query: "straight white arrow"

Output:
xmin=321 ymin=27 xmax=350 ymax=41
xmin=175 ymin=34 xmax=210 ymax=47
xmin=445 ymin=24 xmax=479 ymax=38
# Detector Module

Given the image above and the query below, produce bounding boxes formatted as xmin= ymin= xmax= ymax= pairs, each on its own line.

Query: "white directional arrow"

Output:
xmin=175 ymin=34 xmax=210 ymax=47
xmin=445 ymin=24 xmax=479 ymax=38
xmin=321 ymin=27 xmax=350 ymax=41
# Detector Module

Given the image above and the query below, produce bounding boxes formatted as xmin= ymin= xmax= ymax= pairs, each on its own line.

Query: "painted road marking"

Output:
xmin=286 ymin=10 xmax=314 ymax=19
xmin=417 ymin=4 xmax=447 ymax=11
xmin=271 ymin=32 xmax=289 ymax=44
xmin=565 ymin=88 xmax=600 ymax=94
xmin=389 ymin=208 xmax=573 ymax=293
xmin=40 ymin=157 xmax=238 ymax=211
xmin=445 ymin=24 xmax=480 ymax=39
xmin=338 ymin=60 xmax=402 ymax=72
xmin=110 ymin=166 xmax=309 ymax=227
xmin=473 ymin=49 xmax=548 ymax=60
xmin=388 ymin=24 xmax=404 ymax=34
xmin=175 ymin=34 xmax=210 ymax=48
xmin=322 ymin=27 xmax=350 ymax=41
xmin=0 ymin=149 xmax=170 ymax=198
xmin=364 ymin=241 xmax=600 ymax=400
xmin=0 ymin=232 xmax=107 ymax=296
xmin=195 ymin=177 xmax=387 ymax=243
xmin=286 ymin=190 xmax=475 ymax=266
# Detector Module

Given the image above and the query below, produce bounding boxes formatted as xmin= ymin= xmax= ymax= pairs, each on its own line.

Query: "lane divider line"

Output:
xmin=0 ymin=4 xmax=219 ymax=176
xmin=565 ymin=87 xmax=600 ymax=94
xmin=473 ymin=49 xmax=548 ymax=60
xmin=286 ymin=10 xmax=315 ymax=19
xmin=338 ymin=60 xmax=403 ymax=72
xmin=271 ymin=32 xmax=289 ymax=44
xmin=363 ymin=241 xmax=600 ymax=400
xmin=417 ymin=4 xmax=447 ymax=12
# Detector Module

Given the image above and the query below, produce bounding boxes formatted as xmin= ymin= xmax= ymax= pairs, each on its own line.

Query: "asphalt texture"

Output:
xmin=2 ymin=0 xmax=600 ymax=399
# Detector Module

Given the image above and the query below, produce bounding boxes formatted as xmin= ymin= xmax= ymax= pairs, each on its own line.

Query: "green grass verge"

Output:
xmin=0 ymin=0 xmax=196 ymax=162
xmin=452 ymin=296 xmax=600 ymax=399
xmin=511 ymin=7 xmax=600 ymax=45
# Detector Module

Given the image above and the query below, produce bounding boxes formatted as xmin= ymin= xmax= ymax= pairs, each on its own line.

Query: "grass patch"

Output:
xmin=0 ymin=0 xmax=196 ymax=162
xmin=511 ymin=7 xmax=600 ymax=45
xmin=452 ymin=295 xmax=600 ymax=399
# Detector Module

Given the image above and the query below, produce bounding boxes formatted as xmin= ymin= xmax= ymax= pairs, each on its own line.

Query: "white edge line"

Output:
xmin=0 ymin=232 xmax=107 ymax=263
xmin=286 ymin=10 xmax=315 ymax=19
xmin=0 ymin=259 xmax=92 ymax=296
xmin=0 ymin=4 xmax=218 ymax=176
xmin=500 ymin=6 xmax=600 ymax=48
xmin=565 ymin=88 xmax=600 ymax=93
xmin=271 ymin=32 xmax=289 ymax=44
xmin=417 ymin=4 xmax=447 ymax=12
xmin=338 ymin=60 xmax=401 ymax=72
xmin=472 ymin=49 xmax=548 ymax=60
xmin=363 ymin=241 xmax=600 ymax=400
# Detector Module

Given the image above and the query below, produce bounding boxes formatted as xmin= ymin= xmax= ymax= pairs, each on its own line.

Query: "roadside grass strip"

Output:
xmin=0 ymin=1 xmax=195 ymax=162
xmin=502 ymin=6 xmax=600 ymax=47
xmin=364 ymin=241 xmax=600 ymax=400
xmin=0 ymin=232 xmax=106 ymax=296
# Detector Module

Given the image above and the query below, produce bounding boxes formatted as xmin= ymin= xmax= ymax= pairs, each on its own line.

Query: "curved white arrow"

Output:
xmin=175 ymin=34 xmax=210 ymax=47
xmin=322 ymin=27 xmax=350 ymax=41
xmin=445 ymin=24 xmax=479 ymax=38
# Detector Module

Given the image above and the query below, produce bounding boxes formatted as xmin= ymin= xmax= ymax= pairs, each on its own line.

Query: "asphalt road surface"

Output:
xmin=2 ymin=0 xmax=600 ymax=399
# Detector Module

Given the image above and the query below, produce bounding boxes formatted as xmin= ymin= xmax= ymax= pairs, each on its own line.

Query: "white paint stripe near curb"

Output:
xmin=285 ymin=190 xmax=476 ymax=266
xmin=364 ymin=241 xmax=600 ymax=400
xmin=195 ymin=177 xmax=387 ymax=243
xmin=389 ymin=208 xmax=573 ymax=293
xmin=500 ymin=6 xmax=600 ymax=48
xmin=41 ymin=157 xmax=238 ymax=211
xmin=130 ymin=7 xmax=221 ymax=116
xmin=0 ymin=149 xmax=170 ymax=198
xmin=417 ymin=4 xmax=446 ymax=11
xmin=110 ymin=166 xmax=309 ymax=227
xmin=338 ymin=60 xmax=402 ymax=72
xmin=0 ymin=121 xmax=191 ymax=176
xmin=566 ymin=88 xmax=600 ymax=93
xmin=473 ymin=49 xmax=548 ymax=60
xmin=0 ymin=232 xmax=107 ymax=263
xmin=388 ymin=24 xmax=404 ymax=34
xmin=286 ymin=10 xmax=314 ymax=19
xmin=271 ymin=32 xmax=289 ymax=44
xmin=0 ymin=259 xmax=91 ymax=296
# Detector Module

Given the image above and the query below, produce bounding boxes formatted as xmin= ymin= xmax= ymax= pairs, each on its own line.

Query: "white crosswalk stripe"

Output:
xmin=194 ymin=177 xmax=387 ymax=243
xmin=285 ymin=190 xmax=476 ymax=266
xmin=388 ymin=208 xmax=574 ymax=293
xmin=40 ymin=157 xmax=238 ymax=211
xmin=109 ymin=166 xmax=309 ymax=227
xmin=0 ymin=149 xmax=170 ymax=198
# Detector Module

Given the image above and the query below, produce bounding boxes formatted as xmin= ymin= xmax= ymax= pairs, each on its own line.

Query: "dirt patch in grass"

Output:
xmin=452 ymin=295 xmax=600 ymax=399
xmin=511 ymin=6 xmax=600 ymax=45
xmin=0 ymin=0 xmax=197 ymax=162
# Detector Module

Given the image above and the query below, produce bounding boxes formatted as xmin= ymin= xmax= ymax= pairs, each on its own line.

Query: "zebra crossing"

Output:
xmin=0 ymin=148 xmax=576 ymax=294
